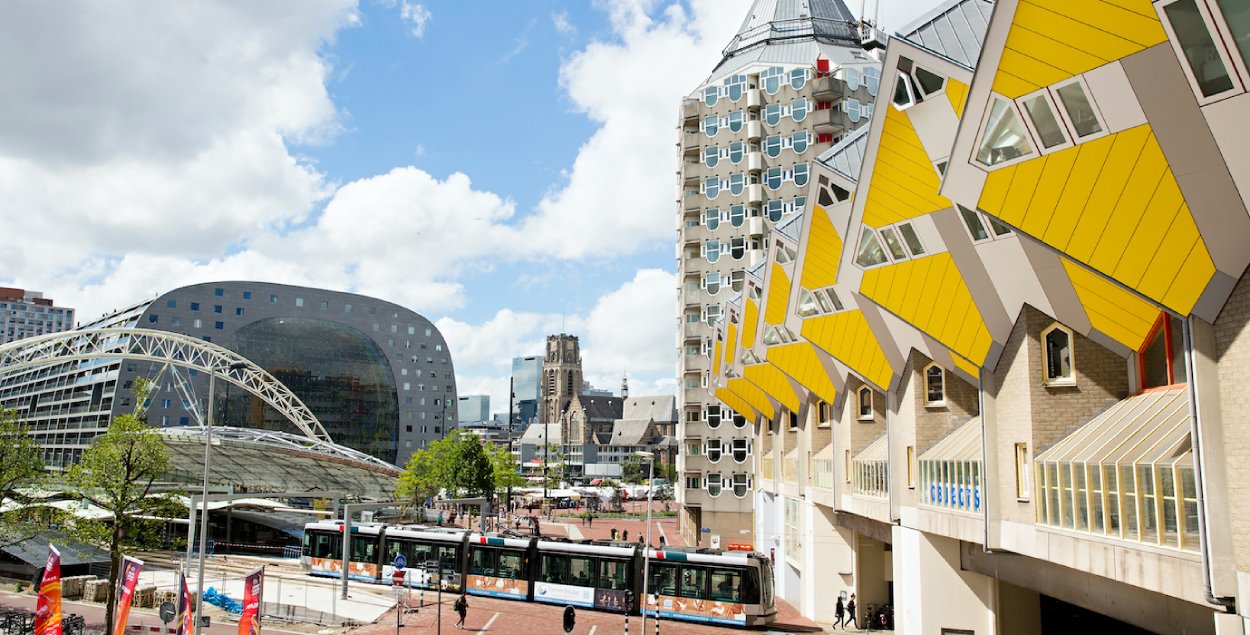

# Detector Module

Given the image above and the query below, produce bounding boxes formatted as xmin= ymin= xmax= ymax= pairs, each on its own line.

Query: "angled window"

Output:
xmin=797 ymin=289 xmax=820 ymax=317
xmin=898 ymin=222 xmax=926 ymax=256
xmin=975 ymin=98 xmax=1034 ymax=167
xmin=892 ymin=72 xmax=917 ymax=109
xmin=1140 ymin=313 xmax=1188 ymax=389
xmin=824 ymin=288 xmax=846 ymax=312
xmin=879 ymin=226 xmax=909 ymax=261
xmin=857 ymin=386 xmax=874 ymax=420
xmin=913 ymin=66 xmax=946 ymax=97
xmin=1159 ymin=0 xmax=1241 ymax=102
xmin=1054 ymin=79 xmax=1104 ymax=138
xmin=854 ymin=227 xmax=889 ymax=267
xmin=775 ymin=241 xmax=797 ymax=264
xmin=1042 ymin=324 xmax=1076 ymax=385
xmin=924 ymin=363 xmax=945 ymax=406
xmin=1020 ymin=91 xmax=1070 ymax=150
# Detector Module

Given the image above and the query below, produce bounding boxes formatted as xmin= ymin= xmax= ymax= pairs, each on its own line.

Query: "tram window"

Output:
xmin=498 ymin=551 xmax=524 ymax=579
xmin=351 ymin=536 xmax=376 ymax=562
xmin=302 ymin=533 xmax=312 ymax=556
xmin=598 ymin=560 xmax=629 ymax=590
xmin=312 ymin=533 xmax=340 ymax=559
xmin=710 ymin=569 xmax=742 ymax=602
xmin=437 ymin=546 xmax=458 ymax=570
xmin=541 ymin=555 xmax=567 ymax=584
xmin=471 ymin=549 xmax=495 ymax=576
xmin=679 ymin=567 xmax=708 ymax=599
xmin=650 ymin=564 xmax=678 ymax=596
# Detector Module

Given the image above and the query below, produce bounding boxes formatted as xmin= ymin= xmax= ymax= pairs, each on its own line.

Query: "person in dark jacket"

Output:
xmin=846 ymin=593 xmax=857 ymax=630
xmin=835 ymin=595 xmax=846 ymax=629
xmin=454 ymin=593 xmax=468 ymax=629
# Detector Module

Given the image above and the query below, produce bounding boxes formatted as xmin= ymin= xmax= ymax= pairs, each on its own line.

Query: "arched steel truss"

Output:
xmin=0 ymin=328 xmax=332 ymax=443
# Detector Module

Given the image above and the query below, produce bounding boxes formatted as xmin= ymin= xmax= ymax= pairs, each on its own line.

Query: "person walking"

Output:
xmin=454 ymin=593 xmax=468 ymax=629
xmin=835 ymin=595 xmax=846 ymax=629
xmin=846 ymin=593 xmax=857 ymax=630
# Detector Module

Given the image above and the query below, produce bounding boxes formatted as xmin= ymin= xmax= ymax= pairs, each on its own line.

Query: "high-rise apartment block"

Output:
xmin=0 ymin=287 xmax=74 ymax=344
xmin=675 ymin=0 xmax=881 ymax=547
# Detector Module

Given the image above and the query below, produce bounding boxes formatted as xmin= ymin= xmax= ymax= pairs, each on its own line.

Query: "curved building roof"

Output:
xmin=711 ymin=0 xmax=866 ymax=82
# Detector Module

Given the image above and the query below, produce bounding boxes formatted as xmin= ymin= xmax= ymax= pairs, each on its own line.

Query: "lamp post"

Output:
xmin=507 ymin=379 xmax=515 ymax=516
xmin=194 ymin=360 xmax=247 ymax=635
xmin=634 ymin=451 xmax=655 ymax=634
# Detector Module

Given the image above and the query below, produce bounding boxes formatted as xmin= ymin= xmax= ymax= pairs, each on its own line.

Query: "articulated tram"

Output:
xmin=300 ymin=521 xmax=776 ymax=627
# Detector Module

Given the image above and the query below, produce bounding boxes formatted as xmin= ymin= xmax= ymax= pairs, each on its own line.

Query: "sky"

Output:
xmin=0 ymin=0 xmax=945 ymax=418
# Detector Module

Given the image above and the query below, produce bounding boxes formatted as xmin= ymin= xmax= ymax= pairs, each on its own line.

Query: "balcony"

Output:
xmin=811 ymin=76 xmax=845 ymax=102
xmin=682 ymin=98 xmax=699 ymax=122
xmin=684 ymin=387 xmax=710 ymax=403
xmin=747 ymin=184 xmax=763 ymax=205
xmin=746 ymin=88 xmax=762 ymax=110
xmin=747 ymin=120 xmax=761 ymax=141
xmin=748 ymin=216 xmax=765 ymax=237
xmin=682 ymin=131 xmax=701 ymax=153
xmin=684 ymin=321 xmax=708 ymax=338
xmin=747 ymin=151 xmax=763 ymax=172
xmin=812 ymin=109 xmax=846 ymax=136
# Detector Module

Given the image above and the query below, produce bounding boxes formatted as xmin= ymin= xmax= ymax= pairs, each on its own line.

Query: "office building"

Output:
xmin=511 ymin=355 xmax=541 ymax=428
xmin=675 ymin=0 xmax=883 ymax=547
xmin=0 ymin=287 xmax=74 ymax=344
xmin=458 ymin=394 xmax=489 ymax=423
xmin=708 ymin=0 xmax=1250 ymax=632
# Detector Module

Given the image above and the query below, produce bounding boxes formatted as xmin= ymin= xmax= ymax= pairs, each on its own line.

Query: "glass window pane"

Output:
xmin=854 ymin=228 xmax=888 ymax=267
xmin=710 ymin=569 xmax=742 ymax=602
xmin=1216 ymin=0 xmax=1250 ymax=73
xmin=893 ymin=73 xmax=914 ymax=107
xmin=959 ymin=205 xmax=990 ymax=241
xmin=599 ymin=560 xmax=629 ymax=590
xmin=679 ymin=567 xmax=707 ymax=599
xmin=1166 ymin=0 xmax=1236 ymax=96
xmin=898 ymin=223 xmax=926 ymax=256
xmin=914 ymin=67 xmax=945 ymax=95
xmin=1056 ymin=82 xmax=1103 ymax=137
xmin=976 ymin=99 xmax=1033 ymax=166
xmin=1022 ymin=94 xmax=1068 ymax=149
xmin=880 ymin=227 xmax=908 ymax=261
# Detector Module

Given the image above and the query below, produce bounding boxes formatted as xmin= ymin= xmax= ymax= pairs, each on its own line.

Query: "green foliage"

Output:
xmin=621 ymin=456 xmax=646 ymax=484
xmin=398 ymin=433 xmax=500 ymax=504
xmin=66 ymin=378 xmax=174 ymax=635
xmin=662 ymin=463 xmax=678 ymax=484
xmin=484 ymin=442 xmax=524 ymax=492
xmin=0 ymin=408 xmax=48 ymax=548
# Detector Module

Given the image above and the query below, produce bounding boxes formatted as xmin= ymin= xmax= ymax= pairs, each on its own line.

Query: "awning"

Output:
xmin=1035 ymin=387 xmax=1190 ymax=467
xmin=854 ymin=434 xmax=888 ymax=463
xmin=920 ymin=417 xmax=982 ymax=464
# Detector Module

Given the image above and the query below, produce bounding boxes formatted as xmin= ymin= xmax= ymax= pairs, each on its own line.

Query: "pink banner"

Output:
xmin=112 ymin=556 xmax=144 ymax=635
xmin=34 ymin=545 xmax=62 ymax=635
xmin=238 ymin=567 xmax=263 ymax=635
xmin=176 ymin=572 xmax=193 ymax=635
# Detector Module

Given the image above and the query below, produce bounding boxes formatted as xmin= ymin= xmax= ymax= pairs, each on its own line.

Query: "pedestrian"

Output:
xmin=835 ymin=595 xmax=846 ymax=630
xmin=438 ymin=510 xmax=444 ymax=525
xmin=623 ymin=529 xmax=629 ymax=542
xmin=588 ymin=513 xmax=594 ymax=527
xmin=611 ymin=527 xmax=618 ymax=540
xmin=454 ymin=593 xmax=468 ymax=629
xmin=846 ymin=593 xmax=857 ymax=630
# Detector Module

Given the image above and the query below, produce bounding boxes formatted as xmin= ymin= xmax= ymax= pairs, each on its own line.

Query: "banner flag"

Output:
xmin=238 ymin=566 xmax=263 ymax=635
xmin=176 ymin=572 xmax=194 ymax=635
xmin=112 ymin=556 xmax=145 ymax=635
xmin=34 ymin=545 xmax=62 ymax=635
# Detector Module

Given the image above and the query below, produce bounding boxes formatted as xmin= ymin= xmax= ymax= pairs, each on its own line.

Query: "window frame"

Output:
xmin=857 ymin=386 xmax=874 ymax=421
xmin=1050 ymin=76 xmax=1108 ymax=142
xmin=1042 ymin=323 xmax=1077 ymax=387
xmin=1016 ymin=87 xmax=1074 ymax=153
xmin=923 ymin=362 xmax=946 ymax=407
xmin=1014 ymin=443 xmax=1031 ymax=501
xmin=1156 ymin=0 xmax=1247 ymax=105
xmin=973 ymin=96 xmax=1037 ymax=170
xmin=912 ymin=65 xmax=947 ymax=99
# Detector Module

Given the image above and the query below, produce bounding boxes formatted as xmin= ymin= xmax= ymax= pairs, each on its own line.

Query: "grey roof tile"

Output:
xmin=895 ymin=0 xmax=993 ymax=70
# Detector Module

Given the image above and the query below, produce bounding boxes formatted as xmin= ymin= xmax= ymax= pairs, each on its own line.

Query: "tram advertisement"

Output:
xmin=593 ymin=589 xmax=630 ymax=612
xmin=239 ymin=567 xmax=263 ymax=635
xmin=466 ymin=574 xmax=527 ymax=600
xmin=645 ymin=593 xmax=747 ymax=626
xmin=534 ymin=582 xmax=593 ymax=607
xmin=112 ymin=556 xmax=144 ymax=635
xmin=310 ymin=557 xmax=378 ymax=582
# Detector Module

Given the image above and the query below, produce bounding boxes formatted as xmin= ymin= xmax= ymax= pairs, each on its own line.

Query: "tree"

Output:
xmin=398 ymin=432 xmax=497 ymax=504
xmin=0 ymin=408 xmax=50 ymax=548
xmin=484 ymin=442 xmax=524 ymax=494
xmin=621 ymin=456 xmax=646 ymax=485
xmin=67 ymin=379 xmax=172 ymax=635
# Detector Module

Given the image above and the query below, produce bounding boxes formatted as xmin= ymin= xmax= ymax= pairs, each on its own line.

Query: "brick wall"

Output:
xmin=913 ymin=352 xmax=981 ymax=455
xmin=1214 ymin=273 xmax=1250 ymax=571
xmin=848 ymin=376 xmax=887 ymax=455
xmin=993 ymin=309 xmax=1036 ymax=524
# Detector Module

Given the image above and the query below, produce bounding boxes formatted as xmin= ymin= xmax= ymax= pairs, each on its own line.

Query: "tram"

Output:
xmin=300 ymin=521 xmax=776 ymax=627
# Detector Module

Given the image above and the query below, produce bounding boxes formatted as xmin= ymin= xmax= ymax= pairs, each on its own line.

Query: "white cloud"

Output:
xmin=399 ymin=2 xmax=432 ymax=37
xmin=551 ymin=11 xmax=576 ymax=35
xmin=517 ymin=0 xmax=752 ymax=258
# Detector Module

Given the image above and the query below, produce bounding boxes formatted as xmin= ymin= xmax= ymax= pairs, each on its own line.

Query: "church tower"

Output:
xmin=540 ymin=334 xmax=582 ymax=425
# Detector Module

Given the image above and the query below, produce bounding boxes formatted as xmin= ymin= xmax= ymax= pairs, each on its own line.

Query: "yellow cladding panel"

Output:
xmin=800 ymin=310 xmax=893 ymax=390
xmin=991 ymin=0 xmax=1167 ymax=98
xmin=744 ymin=363 xmax=802 ymax=413
xmin=726 ymin=377 xmax=774 ymax=417
xmin=716 ymin=387 xmax=758 ymax=422
xmin=767 ymin=342 xmax=838 ymax=405
xmin=862 ymin=106 xmax=952 ymax=228
xmin=801 ymin=205 xmax=842 ymax=290
xmin=860 ymin=253 xmax=993 ymax=365
xmin=765 ymin=264 xmax=791 ymax=326
xmin=951 ymin=352 xmax=979 ymax=379
xmin=712 ymin=338 xmax=723 ymax=377
xmin=978 ymin=125 xmax=1215 ymax=314
xmin=946 ymin=78 xmax=970 ymax=117
xmin=726 ymin=322 xmax=738 ymax=366
xmin=742 ymin=300 xmax=759 ymax=349
xmin=1061 ymin=258 xmax=1160 ymax=350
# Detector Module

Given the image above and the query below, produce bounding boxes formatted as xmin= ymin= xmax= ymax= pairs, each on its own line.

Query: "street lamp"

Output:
xmin=194 ymin=359 xmax=247 ymax=635
xmin=634 ymin=450 xmax=655 ymax=633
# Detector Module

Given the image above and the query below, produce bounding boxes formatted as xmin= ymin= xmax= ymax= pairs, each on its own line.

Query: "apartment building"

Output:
xmin=0 ymin=287 xmax=74 ymax=344
xmin=675 ymin=0 xmax=883 ymax=548
xmin=708 ymin=0 xmax=1250 ymax=632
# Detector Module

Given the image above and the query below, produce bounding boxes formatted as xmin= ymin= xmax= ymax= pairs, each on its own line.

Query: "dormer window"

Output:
xmin=857 ymin=386 xmax=874 ymax=421
xmin=1139 ymin=313 xmax=1187 ymax=389
xmin=1042 ymin=324 xmax=1076 ymax=386
xmin=924 ymin=363 xmax=945 ymax=407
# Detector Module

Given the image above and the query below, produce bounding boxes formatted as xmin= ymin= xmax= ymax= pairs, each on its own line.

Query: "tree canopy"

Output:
xmin=0 ymin=408 xmax=50 ymax=548
xmin=398 ymin=432 xmax=508 ymax=504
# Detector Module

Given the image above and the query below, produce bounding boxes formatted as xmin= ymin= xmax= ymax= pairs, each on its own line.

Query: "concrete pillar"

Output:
xmin=995 ymin=580 xmax=1041 ymax=635
xmin=893 ymin=526 xmax=995 ymax=634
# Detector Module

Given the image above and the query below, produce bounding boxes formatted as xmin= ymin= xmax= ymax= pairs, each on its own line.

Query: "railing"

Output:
xmin=813 ymin=458 xmax=835 ymax=489
xmin=783 ymin=457 xmax=799 ymax=483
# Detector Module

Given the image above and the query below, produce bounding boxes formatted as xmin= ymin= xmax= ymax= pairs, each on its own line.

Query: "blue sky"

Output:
xmin=0 ymin=0 xmax=945 ymax=416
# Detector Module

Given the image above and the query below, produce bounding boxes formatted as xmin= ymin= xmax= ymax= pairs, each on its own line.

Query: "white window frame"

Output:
xmin=958 ymin=205 xmax=1014 ymax=244
xmin=857 ymin=386 xmax=874 ymax=421
xmin=892 ymin=71 xmax=918 ymax=111
xmin=1156 ymin=0 xmax=1247 ymax=105
xmin=923 ymin=362 xmax=946 ymax=407
xmin=1016 ymin=87 xmax=1074 ymax=153
xmin=972 ymin=95 xmax=1038 ymax=170
xmin=911 ymin=65 xmax=947 ymax=99
xmin=1042 ymin=323 xmax=1077 ymax=387
xmin=1014 ymin=442 xmax=1031 ymax=501
xmin=1051 ymin=76 xmax=1108 ymax=142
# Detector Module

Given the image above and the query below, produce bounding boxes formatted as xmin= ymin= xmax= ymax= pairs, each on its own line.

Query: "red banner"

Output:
xmin=176 ymin=572 xmax=193 ymax=635
xmin=112 ymin=556 xmax=144 ymax=635
xmin=238 ymin=567 xmax=263 ymax=635
xmin=34 ymin=545 xmax=62 ymax=635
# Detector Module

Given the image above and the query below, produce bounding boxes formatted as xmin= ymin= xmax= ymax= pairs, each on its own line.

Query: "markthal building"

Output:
xmin=0 ymin=282 xmax=457 ymax=497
